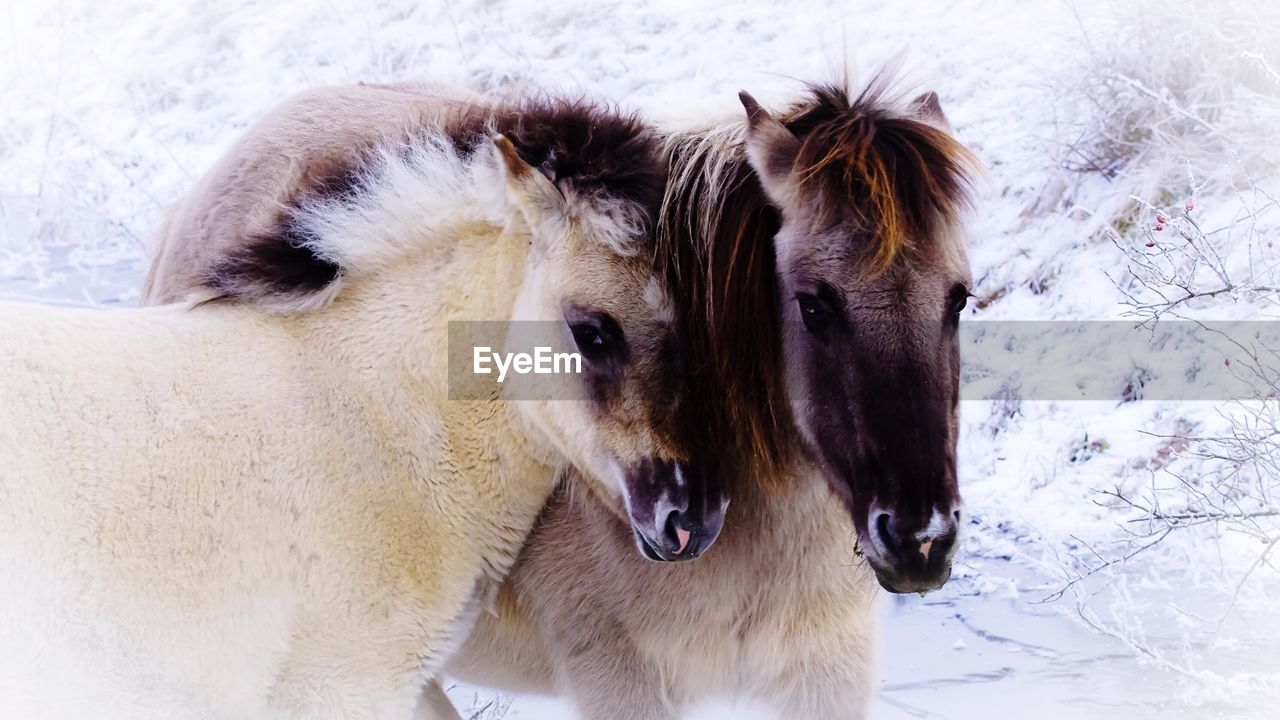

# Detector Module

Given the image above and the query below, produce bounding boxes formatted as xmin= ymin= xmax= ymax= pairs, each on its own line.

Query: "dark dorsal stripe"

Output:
xmin=207 ymin=225 xmax=342 ymax=299
xmin=204 ymin=95 xmax=665 ymax=305
xmin=206 ymin=155 xmax=359 ymax=300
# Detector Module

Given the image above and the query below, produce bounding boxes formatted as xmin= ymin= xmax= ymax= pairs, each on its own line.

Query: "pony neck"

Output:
xmin=287 ymin=219 xmax=550 ymax=465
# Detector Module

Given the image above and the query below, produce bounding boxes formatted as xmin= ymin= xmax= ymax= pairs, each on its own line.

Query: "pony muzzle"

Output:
xmin=623 ymin=460 xmax=726 ymax=562
xmin=862 ymin=505 xmax=961 ymax=594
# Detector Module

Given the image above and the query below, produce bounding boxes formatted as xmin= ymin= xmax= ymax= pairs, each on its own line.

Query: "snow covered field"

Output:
xmin=3 ymin=0 xmax=1279 ymax=717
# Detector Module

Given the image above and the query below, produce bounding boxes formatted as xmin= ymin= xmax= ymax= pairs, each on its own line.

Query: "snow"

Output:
xmin=2 ymin=0 xmax=1278 ymax=717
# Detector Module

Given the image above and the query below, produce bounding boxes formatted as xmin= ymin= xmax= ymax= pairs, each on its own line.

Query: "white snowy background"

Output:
xmin=2 ymin=0 xmax=1279 ymax=718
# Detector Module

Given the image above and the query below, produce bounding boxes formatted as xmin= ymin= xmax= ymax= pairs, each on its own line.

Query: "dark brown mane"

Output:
xmin=658 ymin=76 xmax=979 ymax=491
xmin=447 ymin=96 xmax=666 ymax=233
xmin=783 ymin=79 xmax=979 ymax=269
xmin=658 ymin=133 xmax=794 ymax=492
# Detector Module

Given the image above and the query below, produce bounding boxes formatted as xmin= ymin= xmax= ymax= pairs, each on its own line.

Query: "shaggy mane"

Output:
xmin=205 ymin=94 xmax=665 ymax=309
xmin=447 ymin=96 xmax=666 ymax=240
xmin=784 ymin=75 xmax=979 ymax=269
xmin=658 ymin=126 xmax=793 ymax=492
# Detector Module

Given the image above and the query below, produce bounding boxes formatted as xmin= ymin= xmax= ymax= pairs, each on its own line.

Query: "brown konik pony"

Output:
xmin=142 ymin=73 xmax=978 ymax=719
xmin=446 ymin=72 xmax=980 ymax=719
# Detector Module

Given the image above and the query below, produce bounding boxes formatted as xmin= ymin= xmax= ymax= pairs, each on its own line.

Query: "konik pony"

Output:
xmin=0 ymin=90 xmax=723 ymax=720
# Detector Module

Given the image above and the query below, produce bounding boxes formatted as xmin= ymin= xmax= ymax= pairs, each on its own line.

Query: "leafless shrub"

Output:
xmin=1044 ymin=2 xmax=1280 ymax=681
xmin=445 ymin=686 xmax=514 ymax=720
xmin=1076 ymin=183 xmax=1280 ymax=671
xmin=1076 ymin=0 xmax=1280 ymax=565
xmin=1052 ymin=0 xmax=1280 ymax=225
xmin=1110 ymin=172 xmax=1280 ymax=320
xmin=1108 ymin=176 xmax=1279 ymax=565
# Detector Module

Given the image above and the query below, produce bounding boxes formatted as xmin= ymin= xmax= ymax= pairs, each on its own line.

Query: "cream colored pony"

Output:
xmin=0 ymin=92 xmax=714 ymax=720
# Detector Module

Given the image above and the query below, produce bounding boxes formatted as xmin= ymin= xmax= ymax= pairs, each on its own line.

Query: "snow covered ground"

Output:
xmin=3 ymin=0 xmax=1278 ymax=717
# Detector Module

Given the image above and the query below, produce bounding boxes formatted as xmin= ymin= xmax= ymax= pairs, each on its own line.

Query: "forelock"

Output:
xmin=781 ymin=75 xmax=979 ymax=270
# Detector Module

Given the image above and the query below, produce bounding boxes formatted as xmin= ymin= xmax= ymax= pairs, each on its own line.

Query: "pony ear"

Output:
xmin=909 ymin=91 xmax=952 ymax=130
xmin=738 ymin=91 xmax=801 ymax=209
xmin=492 ymin=134 xmax=566 ymax=233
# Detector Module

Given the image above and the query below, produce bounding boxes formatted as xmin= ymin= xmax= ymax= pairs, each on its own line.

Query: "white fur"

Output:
xmin=643 ymin=275 xmax=675 ymax=325
xmin=0 ymin=134 xmax=645 ymax=720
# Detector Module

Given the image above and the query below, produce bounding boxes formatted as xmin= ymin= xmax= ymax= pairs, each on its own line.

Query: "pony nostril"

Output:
xmin=875 ymin=512 xmax=898 ymax=558
xmin=662 ymin=511 xmax=691 ymax=554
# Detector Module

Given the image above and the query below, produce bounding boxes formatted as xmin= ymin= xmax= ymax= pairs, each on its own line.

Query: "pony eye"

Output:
xmin=568 ymin=312 xmax=624 ymax=362
xmin=571 ymin=323 xmax=608 ymax=354
xmin=947 ymin=284 xmax=970 ymax=320
xmin=564 ymin=308 xmax=627 ymax=366
xmin=796 ymin=293 xmax=831 ymax=332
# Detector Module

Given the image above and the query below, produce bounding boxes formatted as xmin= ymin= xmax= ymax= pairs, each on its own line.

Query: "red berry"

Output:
xmin=1145 ymin=240 xmax=1156 ymax=247
xmin=1186 ymin=199 xmax=1195 ymax=211
xmin=1156 ymin=215 xmax=1167 ymax=223
xmin=1155 ymin=224 xmax=1164 ymax=231
xmin=1224 ymin=358 xmax=1231 ymax=367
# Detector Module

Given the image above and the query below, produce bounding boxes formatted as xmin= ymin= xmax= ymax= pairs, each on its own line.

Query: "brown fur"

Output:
xmin=653 ymin=77 xmax=977 ymax=496
xmin=739 ymin=71 xmax=978 ymax=595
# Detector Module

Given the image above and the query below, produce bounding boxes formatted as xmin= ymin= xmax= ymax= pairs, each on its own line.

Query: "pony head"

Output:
xmin=202 ymin=95 xmax=726 ymax=562
xmin=735 ymin=77 xmax=978 ymax=593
